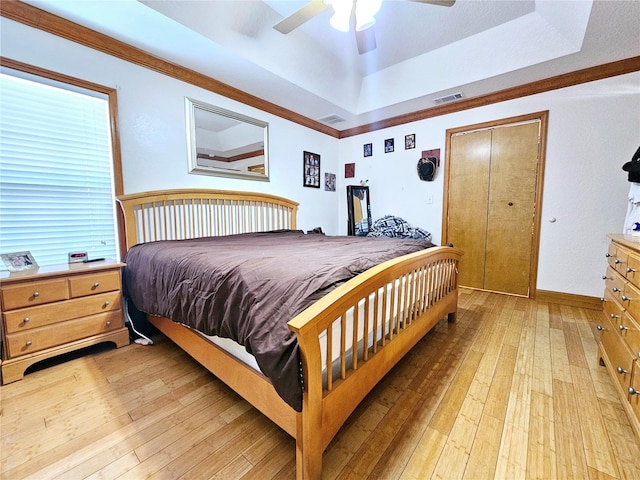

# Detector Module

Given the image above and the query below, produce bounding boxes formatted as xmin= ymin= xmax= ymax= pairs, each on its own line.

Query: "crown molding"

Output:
xmin=0 ymin=0 xmax=341 ymax=138
xmin=339 ymin=56 xmax=640 ymax=138
xmin=2 ymin=0 xmax=638 ymax=139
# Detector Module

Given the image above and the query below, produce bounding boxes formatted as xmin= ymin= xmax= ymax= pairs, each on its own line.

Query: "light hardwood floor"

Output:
xmin=2 ymin=288 xmax=640 ymax=479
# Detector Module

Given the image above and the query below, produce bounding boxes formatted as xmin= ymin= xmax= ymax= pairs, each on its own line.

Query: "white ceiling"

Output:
xmin=21 ymin=0 xmax=640 ymax=130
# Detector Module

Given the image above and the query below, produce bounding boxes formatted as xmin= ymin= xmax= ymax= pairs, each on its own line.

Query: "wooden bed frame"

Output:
xmin=116 ymin=188 xmax=462 ymax=479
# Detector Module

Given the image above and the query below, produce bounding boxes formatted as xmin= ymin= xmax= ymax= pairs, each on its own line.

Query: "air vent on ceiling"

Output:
xmin=318 ymin=114 xmax=346 ymax=125
xmin=434 ymin=92 xmax=464 ymax=105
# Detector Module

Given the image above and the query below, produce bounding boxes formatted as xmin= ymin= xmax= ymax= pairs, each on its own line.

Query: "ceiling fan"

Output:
xmin=273 ymin=0 xmax=456 ymax=55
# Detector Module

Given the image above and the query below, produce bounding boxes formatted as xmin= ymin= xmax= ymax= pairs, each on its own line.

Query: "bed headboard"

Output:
xmin=117 ymin=189 xmax=299 ymax=249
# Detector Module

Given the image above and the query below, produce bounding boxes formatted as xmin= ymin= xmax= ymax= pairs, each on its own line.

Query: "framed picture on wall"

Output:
xmin=405 ymin=134 xmax=416 ymax=149
xmin=385 ymin=138 xmax=394 ymax=153
xmin=363 ymin=143 xmax=372 ymax=157
xmin=303 ymin=151 xmax=321 ymax=188
xmin=345 ymin=163 xmax=355 ymax=178
xmin=325 ymin=172 xmax=336 ymax=191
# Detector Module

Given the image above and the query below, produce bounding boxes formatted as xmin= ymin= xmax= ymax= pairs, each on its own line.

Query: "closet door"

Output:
xmin=445 ymin=116 xmax=543 ymax=297
xmin=448 ymin=130 xmax=492 ymax=289
xmin=484 ymin=122 xmax=539 ymax=295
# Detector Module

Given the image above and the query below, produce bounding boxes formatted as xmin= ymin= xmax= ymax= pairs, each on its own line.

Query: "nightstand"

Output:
xmin=0 ymin=259 xmax=130 ymax=384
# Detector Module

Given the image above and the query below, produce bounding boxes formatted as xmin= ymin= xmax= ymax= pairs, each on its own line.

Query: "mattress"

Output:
xmin=123 ymin=230 xmax=433 ymax=410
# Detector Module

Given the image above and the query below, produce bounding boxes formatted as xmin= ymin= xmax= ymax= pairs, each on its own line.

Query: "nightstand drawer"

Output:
xmin=1 ymin=278 xmax=69 ymax=310
xmin=69 ymin=270 xmax=121 ymax=297
xmin=5 ymin=310 xmax=124 ymax=358
xmin=3 ymin=291 xmax=121 ymax=333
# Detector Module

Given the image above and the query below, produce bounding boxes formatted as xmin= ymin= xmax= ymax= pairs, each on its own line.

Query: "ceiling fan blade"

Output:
xmin=273 ymin=0 xmax=331 ymax=34
xmin=356 ymin=27 xmax=377 ymax=55
xmin=408 ymin=0 xmax=456 ymax=6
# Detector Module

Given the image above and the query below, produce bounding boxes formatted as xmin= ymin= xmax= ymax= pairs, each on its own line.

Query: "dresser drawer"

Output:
xmin=626 ymin=254 xmax=640 ymax=289
xmin=623 ymin=281 xmax=640 ymax=319
xmin=1 ymin=278 xmax=69 ymax=310
xmin=69 ymin=270 xmax=121 ymax=297
xmin=5 ymin=310 xmax=124 ymax=358
xmin=621 ymin=312 xmax=640 ymax=359
xmin=608 ymin=243 xmax=628 ymax=276
xmin=603 ymin=289 xmax=624 ymax=323
xmin=631 ymin=360 xmax=640 ymax=419
xmin=604 ymin=266 xmax=625 ymax=302
xmin=3 ymin=291 xmax=121 ymax=333
xmin=601 ymin=318 xmax=635 ymax=391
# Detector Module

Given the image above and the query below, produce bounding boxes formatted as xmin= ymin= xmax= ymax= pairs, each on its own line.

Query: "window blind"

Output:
xmin=0 ymin=71 xmax=118 ymax=268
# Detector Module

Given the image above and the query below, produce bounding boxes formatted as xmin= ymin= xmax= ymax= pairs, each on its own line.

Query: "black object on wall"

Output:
xmin=622 ymin=145 xmax=640 ymax=182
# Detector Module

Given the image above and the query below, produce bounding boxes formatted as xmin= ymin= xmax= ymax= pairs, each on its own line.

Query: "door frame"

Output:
xmin=442 ymin=111 xmax=549 ymax=298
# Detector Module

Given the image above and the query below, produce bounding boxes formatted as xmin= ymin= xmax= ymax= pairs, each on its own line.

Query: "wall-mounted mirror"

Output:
xmin=186 ymin=97 xmax=269 ymax=181
xmin=347 ymin=185 xmax=372 ymax=236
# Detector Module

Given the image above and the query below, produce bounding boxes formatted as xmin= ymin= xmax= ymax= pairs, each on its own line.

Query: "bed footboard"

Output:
xmin=288 ymin=245 xmax=462 ymax=479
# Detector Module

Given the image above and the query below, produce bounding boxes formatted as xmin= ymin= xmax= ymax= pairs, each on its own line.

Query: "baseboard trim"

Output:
xmin=535 ymin=290 xmax=602 ymax=310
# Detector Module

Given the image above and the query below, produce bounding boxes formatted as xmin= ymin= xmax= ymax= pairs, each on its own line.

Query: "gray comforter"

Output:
xmin=123 ymin=230 xmax=433 ymax=411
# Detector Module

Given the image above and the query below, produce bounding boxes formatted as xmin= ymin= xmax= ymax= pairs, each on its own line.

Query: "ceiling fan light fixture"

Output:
xmin=330 ymin=0 xmax=353 ymax=32
xmin=355 ymin=14 xmax=375 ymax=31
xmin=355 ymin=0 xmax=382 ymax=30
xmin=356 ymin=0 xmax=382 ymax=32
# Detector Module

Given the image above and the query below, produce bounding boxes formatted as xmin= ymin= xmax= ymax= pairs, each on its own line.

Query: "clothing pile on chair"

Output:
xmin=366 ymin=215 xmax=432 ymax=243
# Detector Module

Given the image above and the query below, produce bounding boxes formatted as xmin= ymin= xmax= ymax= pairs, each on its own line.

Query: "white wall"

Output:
xmin=0 ymin=18 xmax=340 ymax=235
xmin=337 ymin=72 xmax=640 ymax=297
xmin=2 ymin=17 xmax=639 ymax=298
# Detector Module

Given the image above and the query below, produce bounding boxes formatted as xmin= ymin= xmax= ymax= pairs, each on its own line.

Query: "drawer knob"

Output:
xmin=612 ymin=287 xmax=620 ymax=293
xmin=627 ymin=267 xmax=636 ymax=273
xmin=106 ymin=320 xmax=112 ymax=327
xmin=606 ymin=253 xmax=612 ymax=258
xmin=602 ymin=275 xmax=612 ymax=280
xmin=615 ymin=259 xmax=623 ymax=264
xmin=629 ymin=386 xmax=639 ymax=395
xmin=25 ymin=340 xmax=32 ymax=347
xmin=622 ymin=295 xmax=632 ymax=301
xmin=23 ymin=317 xmax=30 ymax=323
xmin=597 ymin=325 xmax=604 ymax=331
xmin=619 ymin=324 xmax=629 ymax=331
xmin=617 ymin=366 xmax=628 ymax=375
xmin=93 ymin=282 xmax=100 ymax=288
xmin=104 ymin=301 xmax=110 ymax=307
xmin=610 ymin=313 xmax=620 ymax=319
xmin=32 ymin=291 xmax=39 ymax=298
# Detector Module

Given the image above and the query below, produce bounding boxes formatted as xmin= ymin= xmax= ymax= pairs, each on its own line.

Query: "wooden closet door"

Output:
xmin=484 ymin=122 xmax=539 ymax=295
xmin=448 ymin=129 xmax=492 ymax=289
xmin=445 ymin=114 xmax=544 ymax=297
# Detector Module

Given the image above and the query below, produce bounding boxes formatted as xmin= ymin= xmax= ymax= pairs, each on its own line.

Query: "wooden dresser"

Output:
xmin=0 ymin=259 xmax=130 ymax=384
xmin=600 ymin=234 xmax=640 ymax=439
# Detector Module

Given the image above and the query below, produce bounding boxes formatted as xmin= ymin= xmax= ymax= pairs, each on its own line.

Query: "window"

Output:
xmin=0 ymin=66 xmax=120 ymax=267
